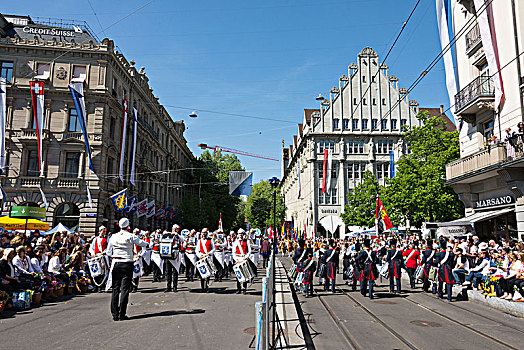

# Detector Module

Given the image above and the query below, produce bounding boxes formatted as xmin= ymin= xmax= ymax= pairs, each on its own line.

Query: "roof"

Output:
xmin=303 ymin=109 xmax=320 ymax=124
xmin=419 ymin=106 xmax=456 ymax=132
xmin=298 ymin=124 xmax=303 ymax=137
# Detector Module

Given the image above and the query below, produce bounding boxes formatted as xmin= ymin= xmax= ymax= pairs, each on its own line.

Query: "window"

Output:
xmin=319 ymin=140 xmax=335 ymax=153
xmin=112 ymin=77 xmax=118 ymax=97
xmin=109 ymin=117 xmax=116 ymax=138
xmin=372 ymin=119 xmax=378 ymax=130
xmin=382 ymin=98 xmax=386 ymax=105
xmin=36 ymin=63 xmax=50 ymax=79
xmin=348 ymin=163 xmax=366 ymax=182
xmin=64 ymin=152 xmax=80 ymax=178
xmin=352 ymin=119 xmax=359 ymax=130
xmin=72 ymin=65 xmax=87 ymax=82
xmin=362 ymin=119 xmax=368 ymax=130
xmin=376 ymin=140 xmax=394 ymax=154
xmin=391 ymin=120 xmax=398 ymax=130
xmin=483 ymin=119 xmax=494 ymax=141
xmin=331 ymin=188 xmax=337 ymax=204
xmin=347 ymin=141 xmax=364 ymax=154
xmin=372 ymin=98 xmax=376 ymax=105
xmin=0 ymin=61 xmax=14 ymax=83
xmin=54 ymin=203 xmax=80 ymax=232
xmin=381 ymin=119 xmax=388 ymax=130
xmin=107 ymin=156 xmax=114 ymax=176
xmin=362 ymin=76 xmax=366 ymax=83
xmin=68 ymin=109 xmax=81 ymax=132
xmin=371 ymin=76 xmax=376 ymax=83
xmin=333 ymin=119 xmax=340 ymax=130
xmin=400 ymin=119 xmax=407 ymax=128
xmin=363 ymin=98 xmax=367 ymax=105
xmin=342 ymin=119 xmax=349 ymax=129
xmin=26 ymin=150 xmax=39 ymax=176
xmin=376 ymin=163 xmax=391 ymax=179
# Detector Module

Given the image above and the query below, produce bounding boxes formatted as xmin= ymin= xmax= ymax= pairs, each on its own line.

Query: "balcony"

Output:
xmin=56 ymin=177 xmax=81 ymax=188
xmin=465 ymin=24 xmax=481 ymax=53
xmin=446 ymin=143 xmax=506 ymax=182
xmin=454 ymin=75 xmax=495 ymax=116
xmin=17 ymin=128 xmax=48 ymax=140
xmin=19 ymin=176 xmax=42 ymax=187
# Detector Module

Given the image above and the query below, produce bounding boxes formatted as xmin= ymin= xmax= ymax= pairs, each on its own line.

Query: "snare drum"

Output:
xmin=159 ymin=238 xmax=174 ymax=258
xmin=88 ymin=256 xmax=107 ymax=278
xmin=233 ymin=259 xmax=254 ymax=283
xmin=196 ymin=255 xmax=216 ymax=279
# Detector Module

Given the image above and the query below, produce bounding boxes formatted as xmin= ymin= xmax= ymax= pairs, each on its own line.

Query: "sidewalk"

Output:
xmin=274 ymin=258 xmax=308 ymax=350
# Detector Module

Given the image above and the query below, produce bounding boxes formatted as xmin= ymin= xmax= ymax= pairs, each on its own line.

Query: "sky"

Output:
xmin=4 ymin=0 xmax=450 ymax=183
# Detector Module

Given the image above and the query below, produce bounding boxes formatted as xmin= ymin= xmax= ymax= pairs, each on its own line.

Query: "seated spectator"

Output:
xmin=452 ymin=248 xmax=468 ymax=284
xmin=499 ymin=252 xmax=522 ymax=300
xmin=30 ymin=246 xmax=48 ymax=274
xmin=12 ymin=246 xmax=35 ymax=277
xmin=511 ymin=253 xmax=524 ymax=302
xmin=463 ymin=250 xmax=491 ymax=288
xmin=0 ymin=248 xmax=22 ymax=292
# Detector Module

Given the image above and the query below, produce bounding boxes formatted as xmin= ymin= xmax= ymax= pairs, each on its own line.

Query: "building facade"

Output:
xmin=0 ymin=14 xmax=194 ymax=235
xmin=444 ymin=1 xmax=524 ymax=242
xmin=280 ymin=47 xmax=427 ymax=238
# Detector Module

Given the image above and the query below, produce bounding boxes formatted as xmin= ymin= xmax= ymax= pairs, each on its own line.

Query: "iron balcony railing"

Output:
xmin=465 ymin=23 xmax=481 ymax=52
xmin=455 ymin=75 xmax=494 ymax=113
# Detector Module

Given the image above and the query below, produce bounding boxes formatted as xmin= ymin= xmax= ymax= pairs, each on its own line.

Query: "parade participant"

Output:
xmin=437 ymin=243 xmax=455 ymax=301
xmin=386 ymin=239 xmax=404 ymax=294
xmin=196 ymin=228 xmax=216 ymax=292
xmin=421 ymin=240 xmax=437 ymax=293
xmin=342 ymin=243 xmax=352 ymax=285
xmin=402 ymin=243 xmax=420 ymax=289
xmin=131 ymin=229 xmax=145 ymax=293
xmin=163 ymin=225 xmax=183 ymax=293
xmin=355 ymin=239 xmax=378 ymax=299
xmin=150 ymin=229 xmax=163 ymax=282
xmin=322 ymin=240 xmax=339 ymax=293
xmin=260 ymin=237 xmax=270 ymax=268
xmin=184 ymin=230 xmax=197 ymax=282
xmin=106 ymin=217 xmax=149 ymax=321
xmin=303 ymin=252 xmax=316 ymax=297
xmin=233 ymin=229 xmax=251 ymax=294
xmin=316 ymin=242 xmax=327 ymax=286
xmin=213 ymin=231 xmax=226 ymax=282
xmin=88 ymin=226 xmax=108 ymax=257
xmin=349 ymin=242 xmax=362 ymax=292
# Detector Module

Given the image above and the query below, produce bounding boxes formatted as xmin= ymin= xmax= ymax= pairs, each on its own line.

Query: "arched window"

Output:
xmin=20 ymin=202 xmax=39 ymax=207
xmin=54 ymin=203 xmax=80 ymax=232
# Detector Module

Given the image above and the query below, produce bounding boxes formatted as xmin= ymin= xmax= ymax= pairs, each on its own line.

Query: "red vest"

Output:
xmin=134 ymin=244 xmax=142 ymax=255
xmin=236 ymin=240 xmax=248 ymax=255
xmin=199 ymin=239 xmax=213 ymax=253
xmin=94 ymin=237 xmax=107 ymax=254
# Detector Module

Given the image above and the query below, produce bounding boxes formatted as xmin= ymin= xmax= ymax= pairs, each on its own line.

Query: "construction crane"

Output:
xmin=197 ymin=143 xmax=279 ymax=162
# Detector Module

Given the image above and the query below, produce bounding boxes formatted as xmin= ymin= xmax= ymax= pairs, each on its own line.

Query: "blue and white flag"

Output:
xmin=111 ymin=188 xmax=128 ymax=212
xmin=125 ymin=195 xmax=137 ymax=215
xmin=129 ymin=108 xmax=137 ymax=185
xmin=229 ymin=171 xmax=253 ymax=196
xmin=68 ymin=83 xmax=94 ymax=172
xmin=39 ymin=186 xmax=48 ymax=210
xmin=0 ymin=78 xmax=6 ymax=171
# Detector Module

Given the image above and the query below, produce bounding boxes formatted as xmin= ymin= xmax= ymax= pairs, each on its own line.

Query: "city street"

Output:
xmin=0 ymin=273 xmax=262 ymax=349
xmin=281 ymin=258 xmax=524 ymax=350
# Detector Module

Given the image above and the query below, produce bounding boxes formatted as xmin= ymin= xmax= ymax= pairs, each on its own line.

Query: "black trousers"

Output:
xmin=185 ymin=255 xmax=195 ymax=281
xmin=389 ymin=273 xmax=401 ymax=292
xmin=406 ymin=267 xmax=416 ymax=289
xmin=438 ymin=280 xmax=453 ymax=301
xmin=213 ymin=257 xmax=223 ymax=281
xmin=237 ymin=280 xmax=248 ymax=292
xmin=110 ymin=261 xmax=134 ymax=319
xmin=360 ymin=278 xmax=374 ymax=299
xmin=200 ymin=277 xmax=210 ymax=291
xmin=262 ymin=254 xmax=268 ymax=268
xmin=165 ymin=259 xmax=178 ymax=290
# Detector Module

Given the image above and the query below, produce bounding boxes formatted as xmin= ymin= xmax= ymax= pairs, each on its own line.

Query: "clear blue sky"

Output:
xmin=5 ymin=0 xmax=449 ymax=183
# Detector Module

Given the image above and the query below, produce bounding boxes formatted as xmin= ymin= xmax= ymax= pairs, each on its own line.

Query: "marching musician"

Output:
xmin=151 ymin=229 xmax=163 ymax=283
xmin=233 ymin=229 xmax=251 ymax=294
xmin=162 ymin=225 xmax=182 ymax=293
xmin=355 ymin=239 xmax=378 ymax=299
xmin=322 ymin=240 xmax=339 ymax=293
xmin=386 ymin=239 xmax=403 ymax=294
xmin=437 ymin=243 xmax=455 ymax=301
xmin=106 ymin=217 xmax=150 ymax=321
xmin=196 ymin=228 xmax=216 ymax=293
xmin=421 ymin=240 xmax=437 ymax=293
xmin=131 ymin=228 xmax=144 ymax=293
xmin=184 ymin=230 xmax=197 ymax=282
xmin=213 ymin=230 xmax=226 ymax=282
xmin=342 ymin=242 xmax=352 ymax=286
xmin=349 ymin=242 xmax=362 ymax=292
xmin=303 ymin=252 xmax=316 ymax=298
xmin=88 ymin=226 xmax=108 ymax=293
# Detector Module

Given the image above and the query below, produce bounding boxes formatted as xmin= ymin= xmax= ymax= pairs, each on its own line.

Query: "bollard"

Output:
xmin=255 ymin=301 xmax=266 ymax=350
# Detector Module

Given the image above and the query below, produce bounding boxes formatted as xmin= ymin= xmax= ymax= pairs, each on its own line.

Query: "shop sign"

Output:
xmin=10 ymin=206 xmax=46 ymax=219
xmin=22 ymin=26 xmax=79 ymax=37
xmin=321 ymin=208 xmax=338 ymax=214
xmin=474 ymin=195 xmax=514 ymax=209
xmin=437 ymin=226 xmax=469 ymax=237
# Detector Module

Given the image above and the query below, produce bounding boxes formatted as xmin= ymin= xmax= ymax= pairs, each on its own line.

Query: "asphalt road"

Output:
xmin=280 ymin=257 xmax=524 ymax=350
xmin=0 ymin=269 xmax=263 ymax=349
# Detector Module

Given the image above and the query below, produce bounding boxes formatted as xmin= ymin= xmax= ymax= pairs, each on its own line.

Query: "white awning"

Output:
xmin=319 ymin=215 xmax=343 ymax=234
xmin=438 ymin=207 xmax=514 ymax=227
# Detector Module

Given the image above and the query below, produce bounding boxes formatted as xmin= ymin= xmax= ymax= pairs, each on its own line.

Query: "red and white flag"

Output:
xmin=119 ymin=98 xmax=128 ymax=181
xmin=321 ymin=149 xmax=332 ymax=194
xmin=136 ymin=198 xmax=148 ymax=218
xmin=218 ymin=213 xmax=223 ymax=231
xmin=30 ymin=81 xmax=45 ymax=176
xmin=375 ymin=194 xmax=394 ymax=234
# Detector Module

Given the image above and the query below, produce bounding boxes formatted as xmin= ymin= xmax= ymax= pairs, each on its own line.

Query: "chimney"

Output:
xmin=440 ymin=105 xmax=444 ymax=113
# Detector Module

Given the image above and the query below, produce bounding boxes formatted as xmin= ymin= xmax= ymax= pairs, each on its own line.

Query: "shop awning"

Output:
xmin=438 ymin=207 xmax=515 ymax=227
xmin=0 ymin=216 xmax=50 ymax=231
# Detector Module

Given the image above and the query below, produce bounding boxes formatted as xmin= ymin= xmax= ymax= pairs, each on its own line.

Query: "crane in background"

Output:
xmin=197 ymin=143 xmax=279 ymax=162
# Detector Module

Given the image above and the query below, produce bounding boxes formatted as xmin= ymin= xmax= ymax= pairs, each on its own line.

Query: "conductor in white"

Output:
xmin=106 ymin=217 xmax=149 ymax=321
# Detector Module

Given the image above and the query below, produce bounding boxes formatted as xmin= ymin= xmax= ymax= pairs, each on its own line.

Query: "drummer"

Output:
xmin=131 ymin=228 xmax=144 ymax=293
xmin=196 ymin=228 xmax=216 ymax=293
xmin=184 ymin=230 xmax=197 ymax=282
xmin=88 ymin=226 xmax=108 ymax=293
xmin=163 ymin=225 xmax=183 ymax=293
xmin=233 ymin=229 xmax=251 ymax=294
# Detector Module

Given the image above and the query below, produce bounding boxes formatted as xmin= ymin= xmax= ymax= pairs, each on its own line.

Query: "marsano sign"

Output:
xmin=475 ymin=195 xmax=514 ymax=209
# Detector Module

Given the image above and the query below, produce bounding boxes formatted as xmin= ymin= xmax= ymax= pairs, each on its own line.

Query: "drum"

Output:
xmin=88 ymin=256 xmax=107 ymax=278
xmin=344 ymin=265 xmax=354 ymax=279
xmin=379 ymin=263 xmax=389 ymax=279
xmin=233 ymin=259 xmax=254 ymax=283
xmin=133 ymin=258 xmax=143 ymax=279
xmin=196 ymin=255 xmax=216 ymax=279
xmin=415 ymin=265 xmax=424 ymax=281
xmin=160 ymin=238 xmax=174 ymax=258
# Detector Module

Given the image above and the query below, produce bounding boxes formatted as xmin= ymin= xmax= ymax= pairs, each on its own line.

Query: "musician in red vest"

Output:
xmin=196 ymin=229 xmax=216 ymax=293
xmin=233 ymin=228 xmax=252 ymax=294
xmin=88 ymin=226 xmax=108 ymax=293
xmin=132 ymin=228 xmax=143 ymax=293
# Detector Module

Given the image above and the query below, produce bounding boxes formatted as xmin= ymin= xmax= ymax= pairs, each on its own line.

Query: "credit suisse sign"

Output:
xmin=475 ymin=195 xmax=514 ymax=209
xmin=22 ymin=26 xmax=78 ymax=37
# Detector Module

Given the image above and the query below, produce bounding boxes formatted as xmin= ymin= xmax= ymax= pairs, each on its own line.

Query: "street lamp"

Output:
xmin=268 ymin=176 xmax=280 ymax=348
xmin=189 ymin=111 xmax=198 ymax=118
xmin=315 ymin=93 xmax=325 ymax=101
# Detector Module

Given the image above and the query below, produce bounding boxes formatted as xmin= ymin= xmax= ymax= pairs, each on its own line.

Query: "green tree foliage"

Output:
xmin=245 ymin=180 xmax=286 ymax=230
xmin=384 ymin=111 xmax=463 ymax=227
xmin=180 ymin=151 xmax=244 ymax=230
xmin=341 ymin=170 xmax=383 ymax=227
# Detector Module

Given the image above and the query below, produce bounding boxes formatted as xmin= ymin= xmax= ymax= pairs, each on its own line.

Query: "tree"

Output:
xmin=180 ymin=151 xmax=244 ymax=230
xmin=384 ymin=111 xmax=463 ymax=228
xmin=341 ymin=170 xmax=383 ymax=228
xmin=245 ymin=180 xmax=286 ymax=230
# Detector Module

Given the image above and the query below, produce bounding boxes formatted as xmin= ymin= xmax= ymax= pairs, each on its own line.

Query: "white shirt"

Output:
xmin=106 ymin=230 xmax=149 ymax=262
xmin=12 ymin=255 xmax=34 ymax=276
xmin=30 ymin=257 xmax=44 ymax=274
xmin=471 ymin=258 xmax=491 ymax=275
xmin=232 ymin=239 xmax=252 ymax=263
xmin=48 ymin=256 xmax=62 ymax=273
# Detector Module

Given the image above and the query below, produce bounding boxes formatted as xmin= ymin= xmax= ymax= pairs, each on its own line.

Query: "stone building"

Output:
xmin=443 ymin=1 xmax=524 ymax=242
xmin=0 ymin=14 xmax=194 ymax=235
xmin=280 ymin=47 xmax=445 ymax=238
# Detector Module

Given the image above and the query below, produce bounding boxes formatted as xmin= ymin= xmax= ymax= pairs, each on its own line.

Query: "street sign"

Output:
xmin=10 ymin=206 xmax=46 ymax=219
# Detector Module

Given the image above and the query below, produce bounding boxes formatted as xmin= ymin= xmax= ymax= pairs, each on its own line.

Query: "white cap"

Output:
xmin=119 ymin=217 xmax=130 ymax=229
xmin=172 ymin=224 xmax=180 ymax=230
xmin=237 ymin=228 xmax=245 ymax=234
xmin=98 ymin=225 xmax=106 ymax=232
xmin=202 ymin=228 xmax=208 ymax=233
xmin=133 ymin=228 xmax=140 ymax=234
